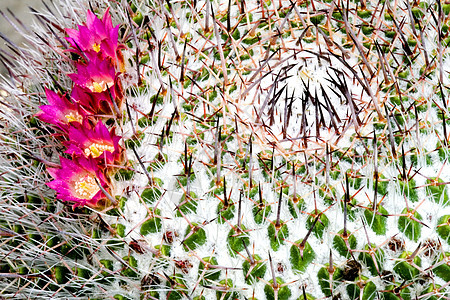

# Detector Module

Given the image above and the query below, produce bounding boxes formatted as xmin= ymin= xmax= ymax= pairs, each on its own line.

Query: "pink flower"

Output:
xmin=71 ymin=85 xmax=116 ymax=115
xmin=46 ymin=156 xmax=109 ymax=207
xmin=65 ymin=8 xmax=120 ymax=61
xmin=36 ymin=88 xmax=86 ymax=130
xmin=69 ymin=56 xmax=117 ymax=96
xmin=65 ymin=120 xmax=122 ymax=164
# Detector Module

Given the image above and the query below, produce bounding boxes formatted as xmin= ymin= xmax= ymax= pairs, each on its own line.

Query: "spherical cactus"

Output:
xmin=1 ymin=0 xmax=450 ymax=299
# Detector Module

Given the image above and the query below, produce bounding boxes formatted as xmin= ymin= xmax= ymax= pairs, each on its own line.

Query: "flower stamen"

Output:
xmin=84 ymin=143 xmax=115 ymax=158
xmin=74 ymin=175 xmax=100 ymax=199
xmin=87 ymin=80 xmax=114 ymax=93
xmin=92 ymin=43 xmax=101 ymax=52
xmin=65 ymin=112 xmax=83 ymax=123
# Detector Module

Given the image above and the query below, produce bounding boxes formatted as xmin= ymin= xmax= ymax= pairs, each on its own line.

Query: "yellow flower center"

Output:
xmin=87 ymin=80 xmax=114 ymax=93
xmin=74 ymin=175 xmax=100 ymax=199
xmin=65 ymin=112 xmax=83 ymax=123
xmin=84 ymin=143 xmax=115 ymax=158
xmin=92 ymin=43 xmax=101 ymax=52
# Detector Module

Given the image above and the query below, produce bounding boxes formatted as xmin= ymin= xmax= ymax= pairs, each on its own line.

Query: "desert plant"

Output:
xmin=0 ymin=0 xmax=449 ymax=299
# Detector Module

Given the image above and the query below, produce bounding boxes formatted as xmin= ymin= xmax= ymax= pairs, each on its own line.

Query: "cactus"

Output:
xmin=0 ymin=0 xmax=450 ymax=299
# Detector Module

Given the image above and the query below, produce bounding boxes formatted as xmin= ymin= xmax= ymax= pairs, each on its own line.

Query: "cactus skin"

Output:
xmin=364 ymin=205 xmax=388 ymax=235
xmin=1 ymin=0 xmax=450 ymax=299
xmin=359 ymin=244 xmax=385 ymax=276
xmin=264 ymin=278 xmax=292 ymax=300
xmin=290 ymin=240 xmax=316 ymax=274
xmin=317 ymin=265 xmax=343 ymax=297
xmin=433 ymin=252 xmax=450 ymax=282
xmin=346 ymin=276 xmax=376 ymax=300
xmin=437 ymin=215 xmax=450 ymax=243
xmin=398 ymin=209 xmax=423 ymax=242
xmin=426 ymin=178 xmax=450 ymax=206
xmin=183 ymin=224 xmax=207 ymax=251
xmin=198 ymin=257 xmax=221 ymax=284
xmin=393 ymin=252 xmax=422 ymax=281
xmin=242 ymin=254 xmax=267 ymax=284
xmin=333 ymin=229 xmax=357 ymax=258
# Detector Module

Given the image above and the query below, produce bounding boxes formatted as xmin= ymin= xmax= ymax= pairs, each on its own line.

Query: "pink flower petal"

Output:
xmin=46 ymin=156 xmax=109 ymax=207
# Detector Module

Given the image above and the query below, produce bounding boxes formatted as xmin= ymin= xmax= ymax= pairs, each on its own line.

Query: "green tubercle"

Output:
xmin=111 ymin=223 xmax=126 ymax=237
xmin=287 ymin=195 xmax=305 ymax=218
xmin=398 ymin=208 xmax=422 ymax=242
xmin=317 ymin=264 xmax=343 ymax=297
xmin=217 ymin=199 xmax=235 ymax=224
xmin=141 ymin=187 xmax=162 ymax=204
xmin=426 ymin=178 xmax=449 ymax=206
xmin=297 ymin=292 xmax=316 ymax=300
xmin=53 ymin=265 xmax=69 ymax=284
xmin=253 ymin=200 xmax=272 ymax=224
xmin=167 ymin=274 xmax=187 ymax=300
xmin=121 ymin=255 xmax=138 ymax=278
xmin=364 ymin=204 xmax=389 ymax=235
xmin=216 ymin=279 xmax=239 ymax=300
xmin=176 ymin=192 xmax=198 ymax=217
xmin=177 ymin=173 xmax=196 ymax=189
xmin=393 ymin=251 xmax=421 ymax=281
xmin=210 ymin=177 xmax=225 ymax=195
xmin=290 ymin=240 xmax=316 ymax=273
xmin=267 ymin=221 xmax=289 ymax=251
xmin=155 ymin=244 xmax=171 ymax=257
xmin=398 ymin=179 xmax=418 ymax=202
xmin=381 ymin=285 xmax=411 ymax=300
xmin=264 ymin=277 xmax=292 ymax=300
xmin=114 ymin=168 xmax=135 ymax=181
xmin=436 ymin=215 xmax=450 ymax=244
xmin=306 ymin=210 xmax=329 ymax=239
xmin=340 ymin=198 xmax=359 ymax=221
xmin=310 ymin=14 xmax=325 ymax=25
xmin=114 ymin=295 xmax=131 ymax=300
xmin=242 ymin=254 xmax=267 ymax=284
xmin=421 ymin=284 xmax=441 ymax=300
xmin=198 ymin=257 xmax=220 ymax=284
xmin=140 ymin=208 xmax=162 ymax=235
xmin=227 ymin=225 xmax=250 ymax=257
xmin=183 ymin=223 xmax=206 ymax=251
xmin=99 ymin=259 xmax=113 ymax=277
xmin=346 ymin=276 xmax=377 ymax=300
xmin=358 ymin=244 xmax=385 ymax=276
xmin=60 ymin=241 xmax=84 ymax=260
xmin=333 ymin=229 xmax=357 ymax=258
xmin=373 ymin=174 xmax=389 ymax=196
xmin=432 ymin=252 xmax=450 ymax=282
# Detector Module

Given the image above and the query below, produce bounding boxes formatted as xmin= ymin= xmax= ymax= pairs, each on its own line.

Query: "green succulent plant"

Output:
xmin=0 ymin=0 xmax=449 ymax=299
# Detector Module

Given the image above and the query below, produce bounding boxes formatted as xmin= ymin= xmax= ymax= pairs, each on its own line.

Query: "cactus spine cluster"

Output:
xmin=0 ymin=0 xmax=449 ymax=299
